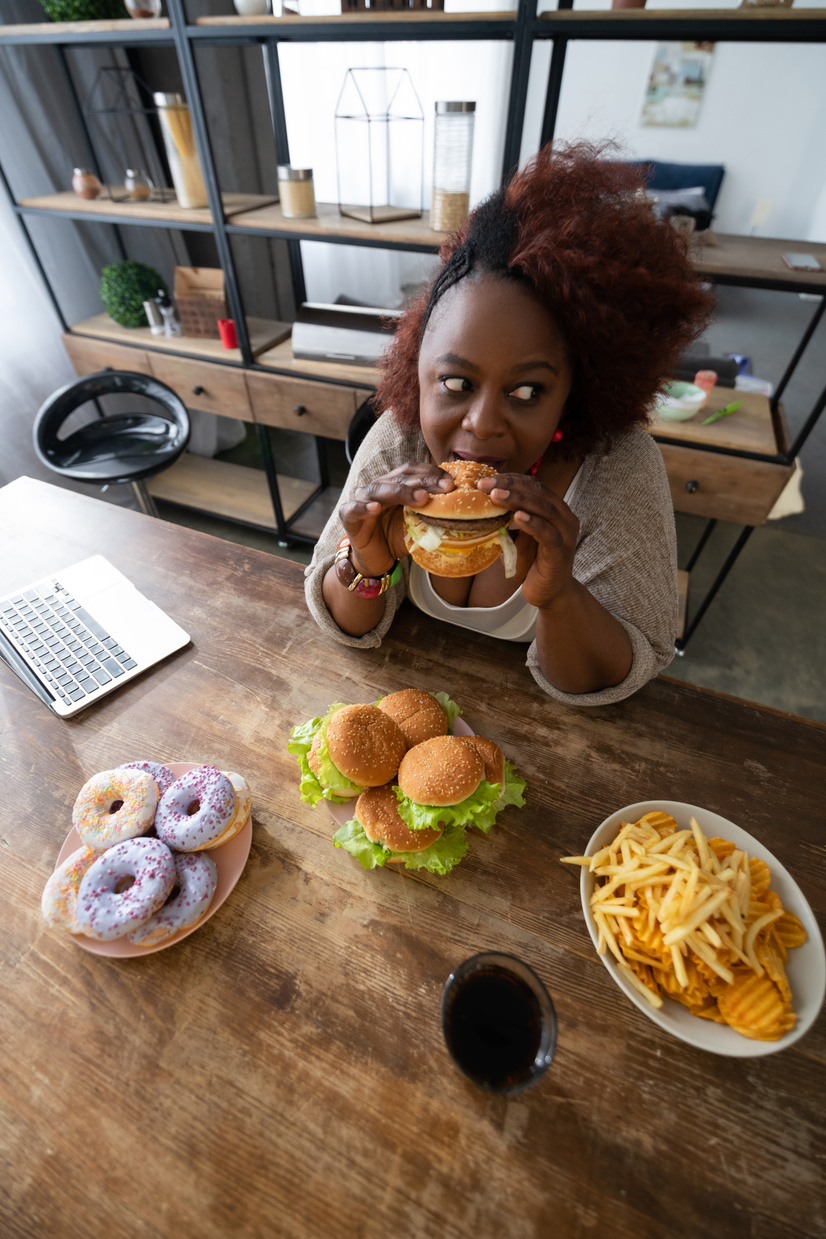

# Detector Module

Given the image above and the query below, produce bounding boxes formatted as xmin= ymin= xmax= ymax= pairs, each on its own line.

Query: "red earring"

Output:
xmin=552 ymin=428 xmax=564 ymax=443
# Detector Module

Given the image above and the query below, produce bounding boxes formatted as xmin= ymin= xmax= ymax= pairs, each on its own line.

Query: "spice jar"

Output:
xmin=124 ymin=0 xmax=162 ymax=15
xmin=125 ymin=169 xmax=152 ymax=201
xmin=72 ymin=168 xmax=101 ymax=200
xmin=431 ymin=101 xmax=475 ymax=234
xmin=277 ymin=166 xmax=316 ymax=220
xmin=153 ymin=92 xmax=208 ymax=210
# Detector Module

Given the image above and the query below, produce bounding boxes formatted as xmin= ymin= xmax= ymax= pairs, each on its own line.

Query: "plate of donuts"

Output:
xmin=51 ymin=762 xmax=252 ymax=957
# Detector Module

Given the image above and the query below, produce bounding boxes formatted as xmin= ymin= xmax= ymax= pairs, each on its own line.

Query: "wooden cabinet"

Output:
xmin=147 ymin=353 xmax=253 ymax=421
xmin=659 ymin=444 xmax=794 ymax=526
xmin=62 ymin=333 xmax=153 ymax=378
xmin=246 ymin=369 xmax=369 ymax=441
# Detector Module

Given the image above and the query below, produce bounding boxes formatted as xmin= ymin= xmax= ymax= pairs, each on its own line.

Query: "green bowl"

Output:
xmin=655 ymin=381 xmax=707 ymax=422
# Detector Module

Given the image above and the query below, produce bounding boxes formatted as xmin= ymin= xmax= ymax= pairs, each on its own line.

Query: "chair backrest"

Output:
xmin=34 ymin=370 xmax=190 ymax=486
xmin=346 ymin=397 xmax=377 ymax=466
xmin=635 ymin=160 xmax=726 ymax=213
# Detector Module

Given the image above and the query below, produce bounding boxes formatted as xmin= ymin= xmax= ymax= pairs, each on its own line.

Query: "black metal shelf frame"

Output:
xmin=1 ymin=6 xmax=825 ymax=560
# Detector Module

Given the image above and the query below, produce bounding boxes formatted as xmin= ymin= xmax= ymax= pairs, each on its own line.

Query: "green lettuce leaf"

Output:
xmin=287 ymin=703 xmax=362 ymax=805
xmin=394 ymin=779 xmax=500 ymax=832
xmin=431 ymin=691 xmax=463 ymax=733
xmin=333 ymin=818 xmax=469 ymax=875
xmin=472 ymin=759 xmax=527 ymax=834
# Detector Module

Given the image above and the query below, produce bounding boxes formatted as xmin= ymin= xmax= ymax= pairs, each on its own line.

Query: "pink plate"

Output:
xmin=55 ymin=761 xmax=252 ymax=957
xmin=327 ymin=716 xmax=475 ymax=828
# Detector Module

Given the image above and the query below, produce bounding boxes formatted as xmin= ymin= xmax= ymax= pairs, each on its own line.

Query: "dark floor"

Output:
xmin=150 ymin=423 xmax=826 ymax=726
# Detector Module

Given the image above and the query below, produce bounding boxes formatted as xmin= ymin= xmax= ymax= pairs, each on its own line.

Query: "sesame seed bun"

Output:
xmin=308 ymin=732 xmax=359 ymax=798
xmin=325 ymin=704 xmax=406 ymax=788
xmin=356 ymin=784 xmax=443 ymax=854
xmin=397 ymin=735 xmax=484 ymax=807
xmin=415 ymin=461 xmax=510 ymax=522
xmin=462 ymin=736 xmax=505 ymax=786
xmin=376 ymin=689 xmax=449 ymax=749
xmin=403 ymin=534 xmax=504 ymax=580
xmin=403 ymin=461 xmax=511 ymax=579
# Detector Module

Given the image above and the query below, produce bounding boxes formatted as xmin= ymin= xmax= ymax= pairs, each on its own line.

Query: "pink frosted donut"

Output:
xmin=154 ymin=766 xmax=235 ymax=853
xmin=76 ymin=837 xmax=176 ymax=940
xmin=200 ymin=772 xmax=252 ymax=851
xmin=128 ymin=851 xmax=218 ymax=946
xmin=118 ymin=760 xmax=177 ymax=796
xmin=73 ymin=768 xmax=158 ymax=851
xmin=41 ymin=845 xmax=98 ymax=934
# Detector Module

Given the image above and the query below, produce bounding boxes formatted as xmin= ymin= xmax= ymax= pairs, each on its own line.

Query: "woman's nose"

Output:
xmin=461 ymin=389 xmax=506 ymax=440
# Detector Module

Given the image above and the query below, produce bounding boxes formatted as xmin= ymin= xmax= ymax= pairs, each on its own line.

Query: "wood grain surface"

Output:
xmin=1 ymin=477 xmax=824 ymax=1239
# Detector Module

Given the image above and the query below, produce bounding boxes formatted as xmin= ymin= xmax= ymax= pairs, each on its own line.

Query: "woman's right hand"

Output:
xmin=339 ymin=463 xmax=454 ymax=577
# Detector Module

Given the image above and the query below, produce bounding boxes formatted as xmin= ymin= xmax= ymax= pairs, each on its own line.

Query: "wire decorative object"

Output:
xmin=82 ymin=66 xmax=177 ymax=205
xmin=335 ymin=67 xmax=424 ymax=225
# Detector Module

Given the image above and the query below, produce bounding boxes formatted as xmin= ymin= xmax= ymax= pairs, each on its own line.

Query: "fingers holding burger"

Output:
xmin=403 ymin=461 xmax=518 ymax=579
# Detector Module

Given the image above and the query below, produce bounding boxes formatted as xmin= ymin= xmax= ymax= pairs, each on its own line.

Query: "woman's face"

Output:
xmin=417 ymin=273 xmax=573 ymax=473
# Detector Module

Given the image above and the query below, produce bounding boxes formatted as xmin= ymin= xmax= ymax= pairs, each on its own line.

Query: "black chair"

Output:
xmin=346 ymin=397 xmax=377 ymax=466
xmin=33 ymin=370 xmax=190 ymax=517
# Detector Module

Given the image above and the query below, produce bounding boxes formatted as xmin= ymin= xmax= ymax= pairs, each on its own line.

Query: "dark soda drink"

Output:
xmin=442 ymin=959 xmax=553 ymax=1093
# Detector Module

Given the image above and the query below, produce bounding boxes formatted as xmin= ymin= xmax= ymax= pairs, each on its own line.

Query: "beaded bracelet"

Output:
xmin=334 ymin=536 xmax=402 ymax=599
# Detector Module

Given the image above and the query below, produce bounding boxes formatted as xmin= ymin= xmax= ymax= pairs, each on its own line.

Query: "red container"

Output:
xmin=218 ymin=318 xmax=238 ymax=350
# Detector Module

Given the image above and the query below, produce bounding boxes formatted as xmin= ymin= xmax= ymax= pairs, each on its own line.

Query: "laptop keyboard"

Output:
xmin=0 ymin=580 xmax=137 ymax=706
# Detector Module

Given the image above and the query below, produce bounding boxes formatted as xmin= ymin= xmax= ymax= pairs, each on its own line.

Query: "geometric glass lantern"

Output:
xmin=335 ymin=67 xmax=424 ymax=224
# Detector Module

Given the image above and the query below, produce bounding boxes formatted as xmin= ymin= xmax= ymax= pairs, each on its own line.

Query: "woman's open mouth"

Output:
xmin=451 ymin=450 xmax=507 ymax=468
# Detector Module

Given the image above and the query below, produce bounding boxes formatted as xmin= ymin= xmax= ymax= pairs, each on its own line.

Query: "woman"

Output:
xmin=305 ymin=142 xmax=713 ymax=705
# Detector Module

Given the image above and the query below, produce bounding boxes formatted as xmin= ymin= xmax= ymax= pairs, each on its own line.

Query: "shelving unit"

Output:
xmin=1 ymin=5 xmax=825 ymax=640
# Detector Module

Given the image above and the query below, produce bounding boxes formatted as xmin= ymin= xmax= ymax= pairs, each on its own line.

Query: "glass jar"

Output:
xmin=153 ymin=92 xmax=208 ymax=210
xmin=431 ymin=101 xmax=475 ymax=234
xmin=124 ymin=0 xmax=162 ymax=16
xmin=72 ymin=168 xmax=101 ymax=200
xmin=125 ymin=169 xmax=153 ymax=201
xmin=277 ymin=166 xmax=316 ymax=219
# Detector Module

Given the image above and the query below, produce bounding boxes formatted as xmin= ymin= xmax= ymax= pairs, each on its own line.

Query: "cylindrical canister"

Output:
xmin=431 ymin=102 xmax=476 ymax=234
xmin=153 ymin=93 xmax=208 ymax=210
xmin=277 ymin=166 xmax=316 ymax=219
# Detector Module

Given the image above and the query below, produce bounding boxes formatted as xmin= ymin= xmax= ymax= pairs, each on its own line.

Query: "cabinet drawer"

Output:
xmin=62 ymin=333 xmax=152 ymax=377
xmin=148 ymin=353 xmax=252 ymax=421
xmin=659 ymin=443 xmax=794 ymax=526
xmin=246 ymin=370 xmax=368 ymax=440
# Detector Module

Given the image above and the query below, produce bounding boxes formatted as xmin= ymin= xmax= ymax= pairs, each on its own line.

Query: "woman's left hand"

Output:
xmin=477 ymin=473 xmax=580 ymax=611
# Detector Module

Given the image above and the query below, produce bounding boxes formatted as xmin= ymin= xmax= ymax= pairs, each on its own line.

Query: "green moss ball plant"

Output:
xmin=100 ymin=261 xmax=168 ymax=329
xmin=40 ymin=0 xmax=128 ymax=20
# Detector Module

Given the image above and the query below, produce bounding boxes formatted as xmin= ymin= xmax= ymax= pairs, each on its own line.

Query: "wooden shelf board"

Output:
xmin=230 ymin=199 xmax=448 ymax=248
xmin=650 ymin=387 xmax=778 ymax=455
xmin=691 ymin=233 xmax=826 ymax=288
xmin=146 ymin=454 xmax=317 ymax=528
xmin=0 ymin=19 xmax=169 ymax=35
xmin=538 ymin=8 xmax=826 ymax=25
xmin=70 ymin=314 xmax=290 ymax=362
xmin=255 ymin=339 xmax=380 ymax=387
xmin=196 ymin=12 xmax=514 ymax=26
xmin=20 ymin=189 xmax=276 ymax=227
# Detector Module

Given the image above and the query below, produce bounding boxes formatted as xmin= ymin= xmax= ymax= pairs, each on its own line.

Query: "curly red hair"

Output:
xmin=374 ymin=141 xmax=714 ymax=459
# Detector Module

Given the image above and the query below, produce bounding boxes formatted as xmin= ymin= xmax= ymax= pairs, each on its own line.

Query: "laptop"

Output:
xmin=0 ymin=555 xmax=190 ymax=718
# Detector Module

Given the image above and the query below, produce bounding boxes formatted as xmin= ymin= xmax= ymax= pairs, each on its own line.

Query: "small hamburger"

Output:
xmin=333 ymin=784 xmax=469 ymax=875
xmin=289 ymin=702 xmax=406 ymax=806
xmin=394 ymin=735 xmax=500 ymax=833
xmin=459 ymin=735 xmax=527 ymax=834
xmin=376 ymin=688 xmax=462 ymax=748
xmin=403 ymin=460 xmax=518 ymax=579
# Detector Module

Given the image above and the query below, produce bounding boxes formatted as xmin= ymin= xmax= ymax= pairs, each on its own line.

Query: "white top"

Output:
xmin=406 ymin=467 xmax=584 ymax=643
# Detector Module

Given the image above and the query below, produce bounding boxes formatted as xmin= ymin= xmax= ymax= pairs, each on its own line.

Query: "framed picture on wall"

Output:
xmin=641 ymin=42 xmax=716 ymax=128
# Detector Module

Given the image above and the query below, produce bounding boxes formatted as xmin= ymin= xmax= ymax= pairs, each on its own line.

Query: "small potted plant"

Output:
xmin=100 ymin=261 xmax=168 ymax=329
xmin=39 ymin=0 xmax=129 ymax=20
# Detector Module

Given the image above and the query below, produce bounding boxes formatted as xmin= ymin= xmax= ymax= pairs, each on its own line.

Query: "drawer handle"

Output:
xmin=294 ymin=404 xmax=307 ymax=417
xmin=685 ymin=480 xmax=700 ymax=494
xmin=192 ymin=385 xmax=205 ymax=396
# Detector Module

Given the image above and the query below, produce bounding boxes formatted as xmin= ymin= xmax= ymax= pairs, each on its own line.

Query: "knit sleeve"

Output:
xmin=526 ymin=431 xmax=678 ymax=706
xmin=303 ymin=414 xmax=426 ymax=648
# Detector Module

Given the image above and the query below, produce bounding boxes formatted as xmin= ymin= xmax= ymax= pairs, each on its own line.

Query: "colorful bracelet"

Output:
xmin=334 ymin=536 xmax=402 ymax=599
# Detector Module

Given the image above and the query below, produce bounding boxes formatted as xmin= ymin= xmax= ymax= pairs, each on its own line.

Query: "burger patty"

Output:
xmin=415 ymin=512 xmax=507 ymax=536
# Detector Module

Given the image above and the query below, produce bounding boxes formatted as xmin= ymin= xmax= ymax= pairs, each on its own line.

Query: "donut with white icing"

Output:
xmin=200 ymin=772 xmax=251 ymax=851
xmin=73 ymin=768 xmax=158 ymax=851
xmin=154 ymin=765 xmax=235 ymax=853
xmin=76 ymin=837 xmax=176 ymax=940
xmin=41 ymin=845 xmax=98 ymax=934
xmin=128 ymin=851 xmax=218 ymax=945
xmin=118 ymin=759 xmax=177 ymax=796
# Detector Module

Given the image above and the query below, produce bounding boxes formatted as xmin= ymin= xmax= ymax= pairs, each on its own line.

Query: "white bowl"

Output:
xmin=579 ymin=800 xmax=826 ymax=1057
xmin=655 ymin=381 xmax=707 ymax=421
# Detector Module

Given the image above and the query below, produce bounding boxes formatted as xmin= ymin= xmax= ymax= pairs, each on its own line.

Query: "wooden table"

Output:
xmin=1 ymin=477 xmax=824 ymax=1239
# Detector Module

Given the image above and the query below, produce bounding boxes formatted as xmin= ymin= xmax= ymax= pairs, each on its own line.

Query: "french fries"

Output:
xmin=562 ymin=811 xmax=807 ymax=1041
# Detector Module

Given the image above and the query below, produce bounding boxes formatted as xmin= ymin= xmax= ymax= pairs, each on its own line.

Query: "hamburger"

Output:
xmin=459 ymin=735 xmax=527 ymax=834
xmin=393 ymin=735 xmax=501 ymax=833
xmin=403 ymin=460 xmax=518 ymax=579
xmin=376 ymin=688 xmax=462 ymax=748
xmin=333 ymin=784 xmax=469 ymax=875
xmin=289 ymin=702 xmax=406 ymax=806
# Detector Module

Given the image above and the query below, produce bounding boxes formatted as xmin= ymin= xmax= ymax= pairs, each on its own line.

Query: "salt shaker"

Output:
xmin=156 ymin=289 xmax=183 ymax=338
xmin=431 ymin=102 xmax=475 ymax=234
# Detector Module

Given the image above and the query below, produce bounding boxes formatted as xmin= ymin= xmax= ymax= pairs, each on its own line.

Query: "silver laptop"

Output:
xmin=0 ymin=555 xmax=190 ymax=718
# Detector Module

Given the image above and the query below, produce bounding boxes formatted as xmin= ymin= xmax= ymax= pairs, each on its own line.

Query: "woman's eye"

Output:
xmin=510 ymin=384 xmax=540 ymax=401
xmin=442 ymin=376 xmax=471 ymax=393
